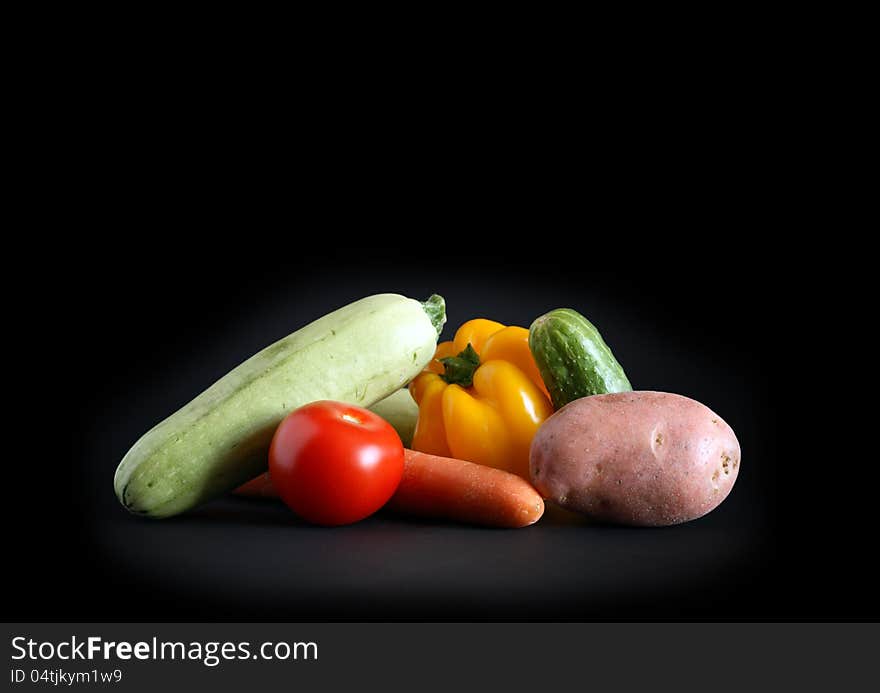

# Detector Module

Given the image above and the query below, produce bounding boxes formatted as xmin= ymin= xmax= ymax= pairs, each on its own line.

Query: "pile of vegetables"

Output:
xmin=114 ymin=293 xmax=740 ymax=528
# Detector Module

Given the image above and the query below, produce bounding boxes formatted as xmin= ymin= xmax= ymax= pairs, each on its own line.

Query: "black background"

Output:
xmin=9 ymin=111 xmax=862 ymax=620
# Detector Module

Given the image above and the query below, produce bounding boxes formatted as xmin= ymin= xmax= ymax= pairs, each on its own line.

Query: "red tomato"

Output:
xmin=268 ymin=400 xmax=405 ymax=526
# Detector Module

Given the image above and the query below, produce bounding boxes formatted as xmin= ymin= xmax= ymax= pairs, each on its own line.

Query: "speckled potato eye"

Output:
xmin=529 ymin=391 xmax=740 ymax=526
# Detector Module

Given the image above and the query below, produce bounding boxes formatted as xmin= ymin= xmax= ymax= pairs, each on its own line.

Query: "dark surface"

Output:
xmin=9 ymin=240 xmax=799 ymax=621
xmin=93 ymin=496 xmax=769 ymax=619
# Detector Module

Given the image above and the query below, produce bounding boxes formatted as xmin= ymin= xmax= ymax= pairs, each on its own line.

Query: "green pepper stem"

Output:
xmin=440 ymin=343 xmax=481 ymax=387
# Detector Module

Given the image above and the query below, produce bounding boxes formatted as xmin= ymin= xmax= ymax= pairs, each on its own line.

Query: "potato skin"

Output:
xmin=529 ymin=392 xmax=740 ymax=526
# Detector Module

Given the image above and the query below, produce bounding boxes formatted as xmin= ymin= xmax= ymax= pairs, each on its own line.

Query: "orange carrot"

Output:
xmin=235 ymin=449 xmax=544 ymax=528
xmin=235 ymin=473 xmax=277 ymax=499
xmin=387 ymin=449 xmax=544 ymax=528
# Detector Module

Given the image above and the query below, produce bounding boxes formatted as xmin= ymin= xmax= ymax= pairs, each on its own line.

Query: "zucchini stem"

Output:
xmin=422 ymin=294 xmax=447 ymax=336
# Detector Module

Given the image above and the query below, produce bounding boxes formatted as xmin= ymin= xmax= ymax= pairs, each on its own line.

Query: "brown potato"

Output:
xmin=529 ymin=392 xmax=740 ymax=526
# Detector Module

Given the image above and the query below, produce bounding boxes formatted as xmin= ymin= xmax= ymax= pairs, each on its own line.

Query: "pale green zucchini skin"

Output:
xmin=114 ymin=294 xmax=445 ymax=518
xmin=368 ymin=388 xmax=419 ymax=447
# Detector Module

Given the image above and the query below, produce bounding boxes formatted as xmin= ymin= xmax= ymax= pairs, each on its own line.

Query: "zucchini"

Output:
xmin=528 ymin=308 xmax=631 ymax=409
xmin=369 ymin=388 xmax=419 ymax=447
xmin=114 ymin=293 xmax=446 ymax=518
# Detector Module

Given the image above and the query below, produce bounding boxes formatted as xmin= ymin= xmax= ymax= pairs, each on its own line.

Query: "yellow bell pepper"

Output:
xmin=409 ymin=318 xmax=553 ymax=479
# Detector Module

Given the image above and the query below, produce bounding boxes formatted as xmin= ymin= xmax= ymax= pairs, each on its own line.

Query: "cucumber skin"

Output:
xmin=528 ymin=308 xmax=632 ymax=410
xmin=114 ymin=293 xmax=444 ymax=518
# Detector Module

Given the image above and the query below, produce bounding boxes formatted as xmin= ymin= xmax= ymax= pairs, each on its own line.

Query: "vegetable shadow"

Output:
xmin=170 ymin=496 xmax=309 ymax=528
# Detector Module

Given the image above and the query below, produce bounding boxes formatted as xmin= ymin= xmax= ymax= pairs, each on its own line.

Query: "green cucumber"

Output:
xmin=114 ymin=293 xmax=446 ymax=518
xmin=528 ymin=308 xmax=631 ymax=409
xmin=368 ymin=388 xmax=418 ymax=447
